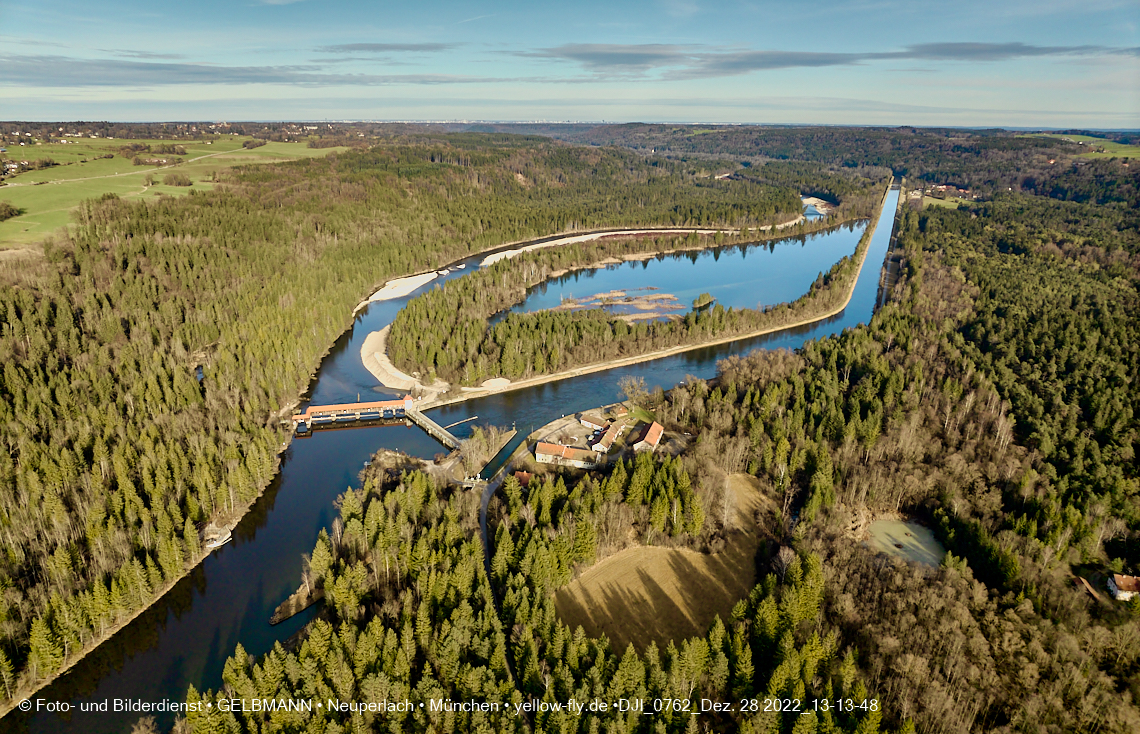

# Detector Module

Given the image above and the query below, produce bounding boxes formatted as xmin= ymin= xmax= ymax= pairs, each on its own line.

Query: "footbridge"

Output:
xmin=290 ymin=396 xmax=460 ymax=449
xmin=406 ymin=408 xmax=461 ymax=449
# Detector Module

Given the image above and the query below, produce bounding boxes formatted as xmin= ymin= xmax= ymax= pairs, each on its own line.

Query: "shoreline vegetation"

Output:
xmin=6 ymin=139 xmax=876 ymax=718
xmin=366 ymin=185 xmax=889 ymax=408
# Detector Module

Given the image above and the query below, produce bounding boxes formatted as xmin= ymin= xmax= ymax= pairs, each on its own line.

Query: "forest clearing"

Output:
xmin=554 ymin=473 xmax=777 ymax=652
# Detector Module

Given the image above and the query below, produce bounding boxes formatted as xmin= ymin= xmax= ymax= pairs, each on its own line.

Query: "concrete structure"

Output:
xmin=631 ymin=421 xmax=664 ymax=452
xmin=291 ymin=397 xmax=460 ymax=450
xmin=1108 ymin=574 xmax=1140 ymax=601
xmin=406 ymin=408 xmax=462 ymax=450
xmin=534 ymin=442 xmax=602 ymax=469
xmin=291 ymin=397 xmax=413 ymax=430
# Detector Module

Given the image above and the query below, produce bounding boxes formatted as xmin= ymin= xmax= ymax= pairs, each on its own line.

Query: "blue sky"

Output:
xmin=1 ymin=0 xmax=1137 ymax=126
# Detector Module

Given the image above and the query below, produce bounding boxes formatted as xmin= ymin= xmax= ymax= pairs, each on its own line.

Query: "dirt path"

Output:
xmin=554 ymin=473 xmax=775 ymax=652
xmin=480 ymin=215 xmax=805 ymax=267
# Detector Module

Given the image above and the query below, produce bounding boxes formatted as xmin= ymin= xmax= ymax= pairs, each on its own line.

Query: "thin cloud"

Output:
xmin=0 ymin=55 xmax=507 ymax=87
xmin=524 ymin=44 xmax=689 ymax=72
xmin=100 ymin=49 xmax=187 ymax=60
xmin=528 ymin=41 xmax=1138 ymax=80
xmin=457 ymin=14 xmax=496 ymax=24
xmin=315 ymin=43 xmax=458 ymax=53
xmin=901 ymin=42 xmax=1104 ymax=61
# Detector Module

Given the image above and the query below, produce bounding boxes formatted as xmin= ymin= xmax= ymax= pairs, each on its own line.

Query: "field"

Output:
xmin=554 ymin=473 xmax=778 ymax=652
xmin=1026 ymin=133 xmax=1140 ymax=159
xmin=0 ymin=138 xmax=349 ymax=247
xmin=923 ymin=195 xmax=971 ymax=209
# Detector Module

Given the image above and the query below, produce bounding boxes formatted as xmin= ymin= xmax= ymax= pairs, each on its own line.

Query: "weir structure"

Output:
xmin=290 ymin=397 xmax=461 ymax=449
xmin=405 ymin=408 xmax=461 ymax=449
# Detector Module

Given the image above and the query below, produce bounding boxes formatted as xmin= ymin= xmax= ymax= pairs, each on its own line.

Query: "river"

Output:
xmin=19 ymin=187 xmax=899 ymax=733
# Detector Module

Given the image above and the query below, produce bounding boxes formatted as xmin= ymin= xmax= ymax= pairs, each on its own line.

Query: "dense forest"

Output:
xmin=532 ymin=124 xmax=1134 ymax=200
xmin=0 ymin=135 xmax=804 ymax=706
xmin=640 ymin=190 xmax=1140 ymax=731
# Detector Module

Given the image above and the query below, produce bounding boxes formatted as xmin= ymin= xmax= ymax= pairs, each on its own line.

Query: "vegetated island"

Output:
xmin=369 ymin=183 xmax=890 ymax=405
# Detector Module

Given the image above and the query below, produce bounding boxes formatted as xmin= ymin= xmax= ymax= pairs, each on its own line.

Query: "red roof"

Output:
xmin=1114 ymin=574 xmax=1140 ymax=593
xmin=594 ymin=423 xmax=622 ymax=450
xmin=635 ymin=421 xmax=664 ymax=448
xmin=535 ymin=442 xmax=600 ymax=464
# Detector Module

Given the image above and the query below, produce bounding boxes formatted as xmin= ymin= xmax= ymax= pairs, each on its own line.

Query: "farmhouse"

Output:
xmin=591 ymin=423 xmax=622 ymax=453
xmin=534 ymin=442 xmax=602 ymax=469
xmin=631 ymin=422 xmax=664 ymax=452
xmin=1108 ymin=574 xmax=1140 ymax=601
xmin=578 ymin=413 xmax=607 ymax=431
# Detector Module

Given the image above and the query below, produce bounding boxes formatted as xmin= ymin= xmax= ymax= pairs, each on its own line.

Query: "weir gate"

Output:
xmin=290 ymin=397 xmax=460 ymax=449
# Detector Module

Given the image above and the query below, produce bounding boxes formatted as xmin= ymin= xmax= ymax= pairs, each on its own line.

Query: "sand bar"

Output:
xmin=481 ymin=228 xmax=730 ymax=267
xmin=360 ymin=326 xmax=418 ymax=391
xmin=354 ymin=271 xmax=439 ymax=313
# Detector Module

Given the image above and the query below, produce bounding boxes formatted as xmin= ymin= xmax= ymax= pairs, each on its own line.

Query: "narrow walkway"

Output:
xmin=406 ymin=408 xmax=461 ymax=449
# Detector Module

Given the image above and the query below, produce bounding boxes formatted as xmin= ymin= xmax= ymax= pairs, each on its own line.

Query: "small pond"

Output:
xmin=867 ymin=519 xmax=946 ymax=567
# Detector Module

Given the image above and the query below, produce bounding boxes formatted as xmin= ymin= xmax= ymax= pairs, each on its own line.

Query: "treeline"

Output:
xmin=551 ymin=124 xmax=1096 ymax=197
xmin=642 ymin=188 xmax=1140 ymax=731
xmin=493 ymin=452 xmax=707 ymax=571
xmin=0 ymin=135 xmax=816 ymax=704
xmin=389 ymin=185 xmax=884 ymax=385
xmin=117 ymin=143 xmax=186 ymax=158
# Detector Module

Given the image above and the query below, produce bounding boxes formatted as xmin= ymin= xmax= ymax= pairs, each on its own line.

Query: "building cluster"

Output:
xmin=533 ymin=406 xmax=663 ymax=470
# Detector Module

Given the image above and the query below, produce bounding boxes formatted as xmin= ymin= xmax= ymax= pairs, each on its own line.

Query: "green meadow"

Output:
xmin=0 ymin=138 xmax=348 ymax=247
xmin=1026 ymin=132 xmax=1140 ymax=159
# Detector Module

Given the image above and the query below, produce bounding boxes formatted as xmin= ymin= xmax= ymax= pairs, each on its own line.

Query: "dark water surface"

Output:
xmin=21 ymin=190 xmax=898 ymax=733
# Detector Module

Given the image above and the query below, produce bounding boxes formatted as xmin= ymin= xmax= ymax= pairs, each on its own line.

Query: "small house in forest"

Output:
xmin=1108 ymin=574 xmax=1140 ymax=601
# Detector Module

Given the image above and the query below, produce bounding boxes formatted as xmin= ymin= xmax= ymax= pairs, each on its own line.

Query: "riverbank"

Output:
xmin=400 ymin=190 xmax=890 ymax=411
xmin=0 ymin=501 xmax=254 ymax=718
xmin=360 ymin=326 xmax=420 ymax=392
xmin=478 ymin=212 xmax=806 ymax=267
